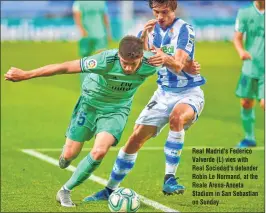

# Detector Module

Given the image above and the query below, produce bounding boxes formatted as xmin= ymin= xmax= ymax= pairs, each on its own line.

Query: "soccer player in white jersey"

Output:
xmin=84 ymin=0 xmax=206 ymax=201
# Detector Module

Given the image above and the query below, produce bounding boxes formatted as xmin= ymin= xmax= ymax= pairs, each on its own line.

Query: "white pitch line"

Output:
xmin=21 ymin=149 xmax=179 ymax=213
xmin=33 ymin=146 xmax=265 ymax=152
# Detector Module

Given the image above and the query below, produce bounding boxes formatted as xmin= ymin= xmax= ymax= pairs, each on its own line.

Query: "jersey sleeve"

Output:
xmin=72 ymin=1 xmax=80 ymax=12
xmin=177 ymin=24 xmax=195 ymax=55
xmin=80 ymin=51 xmax=109 ymax=75
xmin=235 ymin=9 xmax=246 ymax=33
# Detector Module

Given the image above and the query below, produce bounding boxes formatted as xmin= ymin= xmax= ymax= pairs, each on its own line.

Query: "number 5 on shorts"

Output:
xmin=146 ymin=101 xmax=157 ymax=110
xmin=78 ymin=112 xmax=87 ymax=126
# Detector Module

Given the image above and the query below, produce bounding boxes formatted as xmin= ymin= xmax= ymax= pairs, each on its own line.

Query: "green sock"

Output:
xmin=64 ymin=153 xmax=102 ymax=190
xmin=241 ymin=107 xmax=255 ymax=141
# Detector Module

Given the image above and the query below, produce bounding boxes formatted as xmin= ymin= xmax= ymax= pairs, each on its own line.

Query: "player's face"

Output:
xmin=119 ymin=55 xmax=143 ymax=75
xmin=152 ymin=4 xmax=176 ymax=29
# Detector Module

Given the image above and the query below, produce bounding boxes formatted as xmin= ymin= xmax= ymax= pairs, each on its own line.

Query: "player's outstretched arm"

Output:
xmin=233 ymin=32 xmax=252 ymax=60
xmin=4 ymin=60 xmax=81 ymax=82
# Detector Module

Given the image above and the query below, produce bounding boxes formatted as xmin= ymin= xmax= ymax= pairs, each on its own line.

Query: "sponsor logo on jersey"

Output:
xmin=110 ymin=82 xmax=133 ymax=91
xmin=162 ymin=45 xmax=175 ymax=54
xmin=85 ymin=59 xmax=97 ymax=69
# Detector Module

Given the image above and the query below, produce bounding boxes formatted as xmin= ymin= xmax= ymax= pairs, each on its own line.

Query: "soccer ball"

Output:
xmin=108 ymin=187 xmax=140 ymax=212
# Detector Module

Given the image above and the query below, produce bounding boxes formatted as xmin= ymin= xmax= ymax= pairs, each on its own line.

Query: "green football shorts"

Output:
xmin=78 ymin=37 xmax=107 ymax=57
xmin=235 ymin=73 xmax=264 ymax=100
xmin=65 ymin=96 xmax=129 ymax=146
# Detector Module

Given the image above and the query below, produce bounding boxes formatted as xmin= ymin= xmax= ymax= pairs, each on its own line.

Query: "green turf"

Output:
xmin=1 ymin=41 xmax=264 ymax=212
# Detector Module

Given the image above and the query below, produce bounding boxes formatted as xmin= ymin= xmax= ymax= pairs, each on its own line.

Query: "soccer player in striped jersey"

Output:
xmin=84 ymin=0 xmax=206 ymax=201
xmin=234 ymin=0 xmax=265 ymax=148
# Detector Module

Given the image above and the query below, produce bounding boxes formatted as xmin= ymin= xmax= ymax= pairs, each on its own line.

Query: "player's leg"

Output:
xmin=83 ymin=89 xmax=168 ymax=202
xmin=83 ymin=110 xmax=139 ymax=202
xmin=63 ymin=132 xmax=115 ymax=190
xmin=163 ymin=88 xmax=205 ymax=195
xmin=162 ymin=104 xmax=193 ymax=195
xmin=57 ymin=98 xmax=98 ymax=207
xmin=59 ymin=96 xmax=95 ymax=169
xmin=83 ymin=124 xmax=157 ymax=202
xmin=104 ymin=90 xmax=169 ymax=194
xmin=59 ymin=138 xmax=84 ymax=169
xmin=236 ymin=74 xmax=257 ymax=147
xmin=237 ymin=98 xmax=256 ymax=147
xmin=105 ymin=124 xmax=157 ymax=189
xmin=57 ymin=132 xmax=115 ymax=207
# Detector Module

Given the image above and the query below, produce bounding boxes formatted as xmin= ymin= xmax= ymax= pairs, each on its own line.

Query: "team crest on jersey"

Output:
xmin=85 ymin=59 xmax=97 ymax=69
xmin=168 ymin=28 xmax=174 ymax=38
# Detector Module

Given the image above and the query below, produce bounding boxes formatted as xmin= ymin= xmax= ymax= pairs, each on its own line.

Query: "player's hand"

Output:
xmin=81 ymin=29 xmax=88 ymax=37
xmin=141 ymin=19 xmax=157 ymax=38
xmin=148 ymin=46 xmax=166 ymax=67
xmin=4 ymin=67 xmax=28 ymax=82
xmin=239 ymin=50 xmax=252 ymax=60
xmin=183 ymin=60 xmax=201 ymax=75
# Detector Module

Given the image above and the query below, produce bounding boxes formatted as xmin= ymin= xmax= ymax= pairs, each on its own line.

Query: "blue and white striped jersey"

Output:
xmin=138 ymin=18 xmax=206 ymax=92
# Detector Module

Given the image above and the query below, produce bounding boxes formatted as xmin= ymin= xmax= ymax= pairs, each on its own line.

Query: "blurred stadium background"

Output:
xmin=1 ymin=1 xmax=264 ymax=213
xmin=1 ymin=0 xmax=251 ymax=41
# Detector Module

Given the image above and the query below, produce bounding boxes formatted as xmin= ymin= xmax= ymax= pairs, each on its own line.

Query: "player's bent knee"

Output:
xmin=62 ymin=149 xmax=75 ymax=161
xmin=169 ymin=114 xmax=185 ymax=129
xmin=90 ymin=147 xmax=108 ymax=160
xmin=62 ymin=139 xmax=83 ymax=160
xmin=241 ymin=99 xmax=254 ymax=109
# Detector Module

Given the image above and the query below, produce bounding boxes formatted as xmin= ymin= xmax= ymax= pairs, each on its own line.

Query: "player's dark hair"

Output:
xmin=119 ymin=35 xmax=144 ymax=60
xmin=149 ymin=0 xmax=177 ymax=11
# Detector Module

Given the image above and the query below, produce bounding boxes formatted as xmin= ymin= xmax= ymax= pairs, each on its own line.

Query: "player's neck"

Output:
xmin=255 ymin=1 xmax=265 ymax=12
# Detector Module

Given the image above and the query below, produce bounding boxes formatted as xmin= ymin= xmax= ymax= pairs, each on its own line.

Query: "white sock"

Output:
xmin=164 ymin=129 xmax=185 ymax=175
xmin=106 ymin=148 xmax=138 ymax=190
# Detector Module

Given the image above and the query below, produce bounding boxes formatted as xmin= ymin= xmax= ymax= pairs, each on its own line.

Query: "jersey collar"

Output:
xmin=253 ymin=2 xmax=265 ymax=15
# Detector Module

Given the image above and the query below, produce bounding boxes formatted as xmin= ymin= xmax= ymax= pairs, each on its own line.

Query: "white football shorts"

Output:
xmin=135 ymin=86 xmax=205 ymax=136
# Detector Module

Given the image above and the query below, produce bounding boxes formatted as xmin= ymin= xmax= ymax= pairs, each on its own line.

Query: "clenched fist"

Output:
xmin=239 ymin=50 xmax=252 ymax=60
xmin=4 ymin=67 xmax=28 ymax=82
xmin=183 ymin=60 xmax=201 ymax=75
